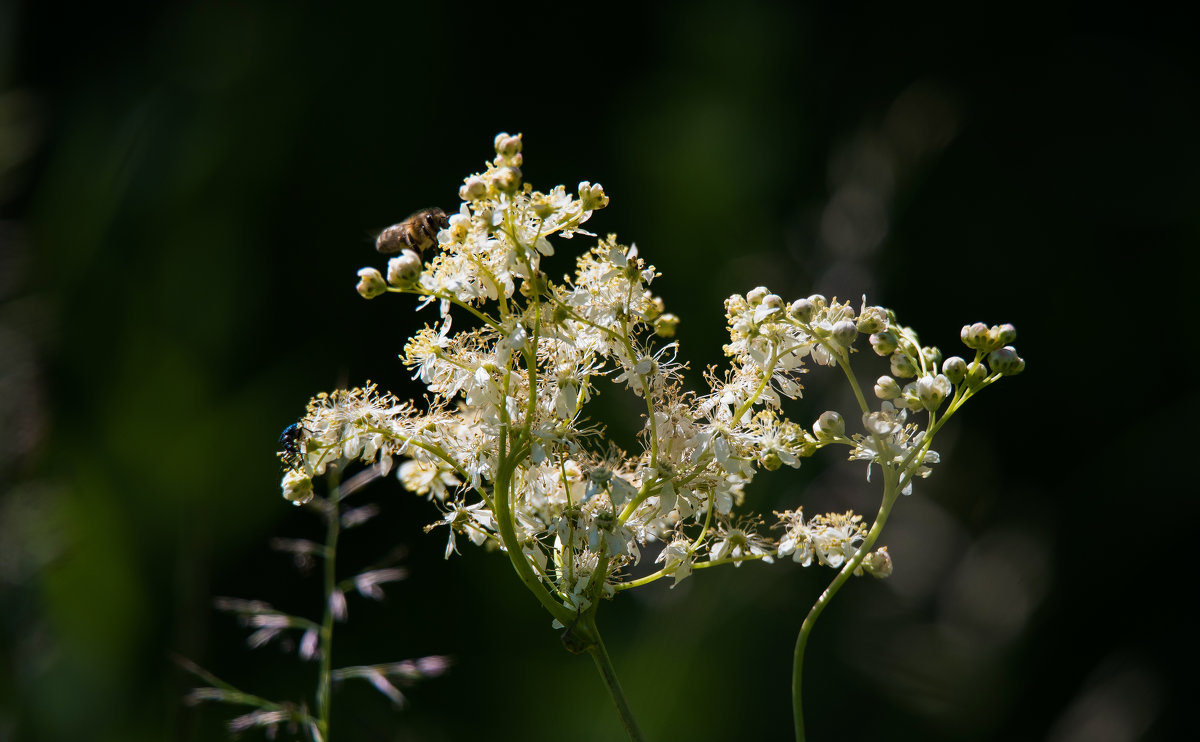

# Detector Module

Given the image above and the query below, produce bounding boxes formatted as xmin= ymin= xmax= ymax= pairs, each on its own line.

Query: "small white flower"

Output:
xmin=398 ymin=460 xmax=461 ymax=500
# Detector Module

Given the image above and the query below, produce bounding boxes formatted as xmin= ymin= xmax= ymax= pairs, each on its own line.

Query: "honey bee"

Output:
xmin=375 ymin=207 xmax=449 ymax=254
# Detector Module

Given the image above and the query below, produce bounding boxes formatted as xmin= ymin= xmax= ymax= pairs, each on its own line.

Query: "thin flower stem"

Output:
xmin=316 ymin=477 xmax=342 ymax=742
xmin=581 ymin=615 xmax=646 ymax=742
xmin=614 ymin=551 xmax=773 ymax=591
xmin=730 ymin=345 xmax=782 ymax=423
xmin=793 ymin=475 xmax=900 ymax=742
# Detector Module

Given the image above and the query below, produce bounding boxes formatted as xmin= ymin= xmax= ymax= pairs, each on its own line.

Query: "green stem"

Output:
xmin=793 ymin=476 xmax=900 ymax=742
xmin=580 ymin=615 xmax=646 ymax=742
xmin=492 ymin=458 xmax=574 ymax=625
xmin=317 ymin=486 xmax=341 ymax=741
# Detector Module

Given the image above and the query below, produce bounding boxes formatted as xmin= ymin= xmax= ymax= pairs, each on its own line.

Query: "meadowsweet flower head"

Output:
xmin=277 ymin=136 xmax=1025 ymax=695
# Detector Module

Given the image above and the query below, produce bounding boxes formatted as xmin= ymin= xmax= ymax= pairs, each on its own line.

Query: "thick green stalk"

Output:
xmin=492 ymin=459 xmax=574 ymax=625
xmin=793 ymin=477 xmax=900 ymax=742
xmin=580 ymin=615 xmax=646 ymax=742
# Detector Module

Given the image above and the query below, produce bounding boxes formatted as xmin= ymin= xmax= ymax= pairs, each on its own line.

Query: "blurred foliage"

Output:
xmin=3 ymin=1 xmax=1197 ymax=740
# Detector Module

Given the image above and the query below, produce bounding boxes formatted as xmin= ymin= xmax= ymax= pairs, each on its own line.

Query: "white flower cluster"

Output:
xmin=280 ymin=134 xmax=1024 ymax=616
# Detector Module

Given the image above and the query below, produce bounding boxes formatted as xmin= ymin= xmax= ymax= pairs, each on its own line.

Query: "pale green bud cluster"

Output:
xmin=957 ymin=322 xmax=1024 ymax=378
xmin=960 ymin=321 xmax=1016 ymax=351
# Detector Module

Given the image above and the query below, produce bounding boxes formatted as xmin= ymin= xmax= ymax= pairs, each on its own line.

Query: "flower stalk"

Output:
xmin=315 ymin=476 xmax=341 ymax=740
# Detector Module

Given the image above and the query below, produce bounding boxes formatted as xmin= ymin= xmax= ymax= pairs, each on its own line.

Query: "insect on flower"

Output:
xmin=278 ymin=423 xmax=309 ymax=470
xmin=375 ymin=207 xmax=449 ymax=255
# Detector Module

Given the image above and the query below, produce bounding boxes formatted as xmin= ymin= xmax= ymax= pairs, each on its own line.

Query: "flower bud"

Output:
xmin=493 ymin=166 xmax=521 ymax=193
xmin=890 ymin=352 xmax=918 ymax=378
xmin=897 ymin=385 xmax=922 ymax=411
xmin=814 ymin=410 xmax=845 ymax=440
xmin=874 ymin=375 xmax=902 ymax=400
xmin=916 ymin=374 xmax=952 ymax=412
xmin=920 ymin=346 xmax=943 ymax=369
xmin=459 ymin=176 xmax=487 ymax=201
xmin=807 ymin=294 xmax=827 ymax=310
xmin=578 ymin=181 xmax=610 ymax=211
xmin=494 ymin=132 xmax=522 ymax=157
xmin=761 ymin=293 xmax=784 ymax=311
xmin=356 ymin=267 xmax=387 ymax=299
xmin=857 ymin=305 xmax=888 ymax=334
xmin=988 ymin=346 xmax=1025 ymax=375
xmin=654 ymin=313 xmax=680 ymax=338
xmin=942 ymin=356 xmax=967 ymax=385
xmin=977 ymin=326 xmax=1004 ymax=352
xmin=387 ymin=250 xmax=423 ymax=287
xmin=531 ymin=193 xmax=556 ymax=219
xmin=644 ymin=294 xmax=665 ymax=321
xmin=966 ymin=360 xmax=989 ymax=387
xmin=789 ymin=298 xmax=814 ymax=322
xmin=746 ymin=286 xmax=769 ymax=306
xmin=961 ymin=322 xmax=989 ymax=349
xmin=870 ymin=330 xmax=898 ymax=356
xmin=997 ymin=323 xmax=1017 ymax=345
xmin=832 ymin=319 xmax=858 ymax=346
xmin=282 ymin=469 xmax=314 ymax=505
xmin=759 ymin=451 xmax=783 ymax=471
xmin=862 ymin=547 xmax=893 ymax=579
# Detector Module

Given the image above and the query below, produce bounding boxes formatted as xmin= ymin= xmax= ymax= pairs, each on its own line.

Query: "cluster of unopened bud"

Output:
xmin=356 ymin=249 xmax=424 ymax=297
xmin=494 ymin=132 xmax=523 ymax=163
xmin=486 ymin=132 xmax=525 ymax=195
xmin=874 ymin=372 xmax=952 ymax=412
xmin=785 ymin=294 xmax=865 ymax=351
xmin=960 ymin=322 xmax=1025 ymax=377
xmin=960 ymin=322 xmax=1016 ymax=352
xmin=747 ymin=286 xmax=784 ymax=309
xmin=870 ymin=321 xmax=1024 ymax=412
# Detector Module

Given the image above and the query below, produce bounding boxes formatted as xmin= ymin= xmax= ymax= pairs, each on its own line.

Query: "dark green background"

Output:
xmin=3 ymin=2 xmax=1196 ymax=740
